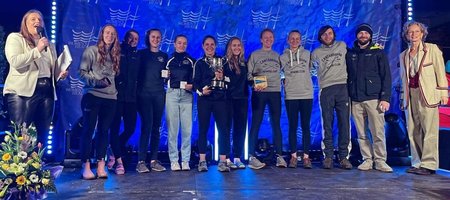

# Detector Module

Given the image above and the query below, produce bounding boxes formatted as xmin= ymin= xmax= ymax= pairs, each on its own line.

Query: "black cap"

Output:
xmin=356 ymin=23 xmax=373 ymax=37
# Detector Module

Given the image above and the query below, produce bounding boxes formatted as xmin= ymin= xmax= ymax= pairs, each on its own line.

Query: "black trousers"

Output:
xmin=79 ymin=93 xmax=117 ymax=161
xmin=197 ymin=97 xmax=229 ymax=155
xmin=285 ymin=99 xmax=313 ymax=155
xmin=137 ymin=93 xmax=165 ymax=161
xmin=6 ymin=77 xmax=54 ymax=144
xmin=228 ymin=98 xmax=248 ymax=158
xmin=109 ymin=101 xmax=137 ymax=158
xmin=248 ymin=92 xmax=283 ymax=156
xmin=320 ymin=84 xmax=350 ymax=159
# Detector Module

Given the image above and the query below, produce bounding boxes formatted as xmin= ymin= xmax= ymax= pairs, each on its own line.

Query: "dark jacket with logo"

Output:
xmin=193 ymin=55 xmax=227 ymax=101
xmin=224 ymin=61 xmax=249 ymax=99
xmin=116 ymin=43 xmax=139 ymax=102
xmin=346 ymin=42 xmax=391 ymax=102
xmin=137 ymin=49 xmax=168 ymax=95
xmin=166 ymin=52 xmax=195 ymax=89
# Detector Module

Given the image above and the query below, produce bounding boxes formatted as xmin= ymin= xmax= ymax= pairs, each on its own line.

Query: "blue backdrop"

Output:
xmin=55 ymin=0 xmax=402 ymax=155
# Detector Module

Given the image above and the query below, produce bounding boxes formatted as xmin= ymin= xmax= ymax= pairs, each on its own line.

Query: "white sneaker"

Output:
xmin=181 ymin=161 xmax=190 ymax=171
xmin=357 ymin=159 xmax=373 ymax=171
xmin=375 ymin=161 xmax=393 ymax=173
xmin=171 ymin=162 xmax=181 ymax=171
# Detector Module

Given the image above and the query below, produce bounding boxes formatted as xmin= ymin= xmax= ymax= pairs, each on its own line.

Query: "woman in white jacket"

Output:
xmin=4 ymin=9 xmax=67 ymax=143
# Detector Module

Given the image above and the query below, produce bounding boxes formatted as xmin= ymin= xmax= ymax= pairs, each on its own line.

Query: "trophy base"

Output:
xmin=210 ymin=80 xmax=226 ymax=90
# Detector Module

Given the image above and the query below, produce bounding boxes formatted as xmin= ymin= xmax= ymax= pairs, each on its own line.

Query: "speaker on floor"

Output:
xmin=385 ymin=113 xmax=410 ymax=166
xmin=63 ymin=117 xmax=83 ymax=168
xmin=439 ymin=129 xmax=450 ymax=170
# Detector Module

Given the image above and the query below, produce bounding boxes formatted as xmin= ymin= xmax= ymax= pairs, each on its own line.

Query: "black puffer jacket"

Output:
xmin=346 ymin=42 xmax=391 ymax=102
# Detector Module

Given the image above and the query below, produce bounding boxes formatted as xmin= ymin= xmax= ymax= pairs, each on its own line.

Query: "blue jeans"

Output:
xmin=166 ymin=88 xmax=193 ymax=162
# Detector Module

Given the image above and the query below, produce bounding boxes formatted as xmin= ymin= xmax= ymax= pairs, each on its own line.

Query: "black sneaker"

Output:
xmin=406 ymin=167 xmax=419 ymax=173
xmin=414 ymin=167 xmax=435 ymax=175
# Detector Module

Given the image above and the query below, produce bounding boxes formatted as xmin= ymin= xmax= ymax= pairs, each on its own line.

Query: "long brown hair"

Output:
xmin=225 ymin=37 xmax=245 ymax=75
xmin=97 ymin=24 xmax=120 ymax=73
xmin=20 ymin=9 xmax=45 ymax=48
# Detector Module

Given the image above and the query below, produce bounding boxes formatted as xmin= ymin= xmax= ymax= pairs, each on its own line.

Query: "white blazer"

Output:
xmin=4 ymin=33 xmax=61 ymax=99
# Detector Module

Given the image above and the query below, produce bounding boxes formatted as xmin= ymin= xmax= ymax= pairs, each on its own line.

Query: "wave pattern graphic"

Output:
xmin=181 ymin=7 xmax=212 ymax=29
xmin=110 ymin=5 xmax=140 ymax=28
xmin=216 ymin=29 xmax=245 ymax=47
xmin=323 ymin=4 xmax=353 ymax=27
xmin=251 ymin=7 xmax=281 ymax=29
xmin=69 ymin=76 xmax=85 ymax=90
xmin=161 ymin=29 xmax=175 ymax=53
xmin=372 ymin=26 xmax=390 ymax=47
xmin=72 ymin=27 xmax=98 ymax=48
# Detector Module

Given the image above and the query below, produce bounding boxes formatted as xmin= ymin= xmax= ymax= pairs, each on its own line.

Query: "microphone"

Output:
xmin=36 ymin=26 xmax=47 ymax=52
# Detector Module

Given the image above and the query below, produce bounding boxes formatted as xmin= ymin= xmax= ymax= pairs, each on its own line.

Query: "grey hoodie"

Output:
xmin=280 ymin=47 xmax=313 ymax=99
xmin=247 ymin=49 xmax=281 ymax=92
xmin=311 ymin=41 xmax=347 ymax=89
xmin=79 ymin=45 xmax=117 ymax=99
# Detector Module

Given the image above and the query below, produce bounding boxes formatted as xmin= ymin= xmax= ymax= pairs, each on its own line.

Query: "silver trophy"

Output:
xmin=206 ymin=57 xmax=228 ymax=90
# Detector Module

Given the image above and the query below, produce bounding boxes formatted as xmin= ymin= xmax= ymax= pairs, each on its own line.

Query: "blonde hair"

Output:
xmin=225 ymin=37 xmax=245 ymax=75
xmin=402 ymin=21 xmax=428 ymax=43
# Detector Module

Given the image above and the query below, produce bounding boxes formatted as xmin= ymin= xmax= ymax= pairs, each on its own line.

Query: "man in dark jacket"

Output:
xmin=346 ymin=23 xmax=392 ymax=172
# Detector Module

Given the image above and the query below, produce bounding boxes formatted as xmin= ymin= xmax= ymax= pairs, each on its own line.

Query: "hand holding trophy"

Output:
xmin=207 ymin=57 xmax=228 ymax=90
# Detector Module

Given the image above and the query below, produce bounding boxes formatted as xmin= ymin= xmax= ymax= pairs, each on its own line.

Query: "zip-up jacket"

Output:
xmin=346 ymin=41 xmax=391 ymax=102
xmin=193 ymin=55 xmax=227 ymax=100
xmin=116 ymin=43 xmax=139 ymax=102
xmin=166 ymin=52 xmax=195 ymax=89
xmin=224 ymin=61 xmax=249 ymax=99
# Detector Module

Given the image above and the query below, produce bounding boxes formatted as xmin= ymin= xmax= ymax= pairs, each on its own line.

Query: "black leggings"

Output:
xmin=137 ymin=93 xmax=165 ymax=161
xmin=228 ymin=98 xmax=248 ymax=158
xmin=248 ymin=92 xmax=282 ymax=156
xmin=109 ymin=101 xmax=137 ymax=159
xmin=6 ymin=77 xmax=54 ymax=144
xmin=285 ymin=99 xmax=313 ymax=155
xmin=197 ymin=98 xmax=229 ymax=156
xmin=79 ymin=93 xmax=117 ymax=161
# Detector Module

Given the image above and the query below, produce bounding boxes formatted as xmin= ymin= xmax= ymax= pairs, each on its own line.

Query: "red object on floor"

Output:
xmin=439 ymin=74 xmax=450 ymax=128
xmin=440 ymin=106 xmax=450 ymax=129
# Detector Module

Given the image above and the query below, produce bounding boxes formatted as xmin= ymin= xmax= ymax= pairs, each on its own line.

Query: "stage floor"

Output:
xmin=46 ymin=162 xmax=450 ymax=199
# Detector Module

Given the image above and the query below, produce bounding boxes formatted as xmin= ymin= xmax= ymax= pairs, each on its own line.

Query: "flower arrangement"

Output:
xmin=0 ymin=123 xmax=62 ymax=199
